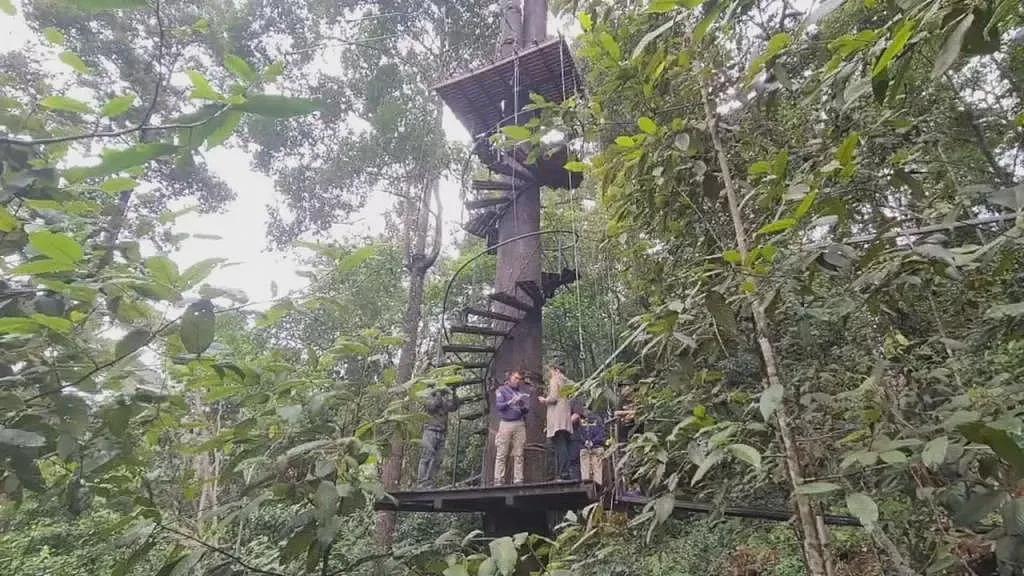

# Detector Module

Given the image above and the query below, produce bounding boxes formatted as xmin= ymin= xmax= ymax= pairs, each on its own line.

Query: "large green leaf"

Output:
xmin=186 ymin=70 xmax=223 ymax=101
xmin=145 ymin=255 xmax=180 ymax=287
xmin=488 ymin=536 xmax=517 ymax=576
xmin=705 ymin=291 xmax=736 ymax=337
xmin=932 ymin=13 xmax=974 ymax=78
xmin=959 ymin=422 xmax=1024 ymax=473
xmin=65 ymin=143 xmax=179 ymax=182
xmin=11 ymin=258 xmax=74 ymax=276
xmin=179 ymin=258 xmax=225 ymax=290
xmin=180 ymin=299 xmax=215 ymax=355
xmin=233 ymin=94 xmax=322 ymax=118
xmin=846 ymin=492 xmax=878 ymax=529
xmin=40 ymin=95 xmax=93 ymax=114
xmin=500 ymin=125 xmax=532 ymax=141
xmin=0 ymin=0 xmax=14 ymax=15
xmin=101 ymin=95 xmax=136 ymax=118
xmin=58 ymin=51 xmax=92 ymax=75
xmin=759 ymin=383 xmax=784 ymax=421
xmin=954 ymin=489 xmax=1008 ymax=527
xmin=204 ymin=110 xmax=242 ymax=149
xmin=653 ymin=493 xmax=675 ymax=523
xmin=224 ymin=54 xmax=257 ymax=83
xmin=873 ymin=19 xmax=917 ymax=77
xmin=921 ymin=436 xmax=949 ymax=469
xmin=727 ymin=443 xmax=762 ymax=469
xmin=28 ymin=230 xmax=83 ymax=264
xmin=796 ymin=482 xmax=841 ymax=495
xmin=0 ymin=205 xmax=20 ymax=232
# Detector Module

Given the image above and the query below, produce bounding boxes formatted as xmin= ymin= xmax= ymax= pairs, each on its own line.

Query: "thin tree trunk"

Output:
xmin=700 ymin=76 xmax=834 ymax=576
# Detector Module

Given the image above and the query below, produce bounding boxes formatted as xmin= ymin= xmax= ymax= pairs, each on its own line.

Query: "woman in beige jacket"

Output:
xmin=539 ymin=365 xmax=575 ymax=480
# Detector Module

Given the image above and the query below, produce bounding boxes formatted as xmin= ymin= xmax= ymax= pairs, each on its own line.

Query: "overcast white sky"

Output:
xmin=1 ymin=0 xmax=476 ymax=307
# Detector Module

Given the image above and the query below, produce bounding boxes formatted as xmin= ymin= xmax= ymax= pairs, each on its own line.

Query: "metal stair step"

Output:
xmin=451 ymin=377 xmax=485 ymax=389
xmin=516 ymin=280 xmax=545 ymax=307
xmin=465 ymin=196 xmax=511 ymax=211
xmin=465 ymin=307 xmax=520 ymax=323
xmin=450 ymin=324 xmax=509 ymax=337
xmin=472 ymin=179 xmax=515 ymax=191
xmin=442 ymin=343 xmax=498 ymax=354
xmin=488 ymin=291 xmax=534 ymax=313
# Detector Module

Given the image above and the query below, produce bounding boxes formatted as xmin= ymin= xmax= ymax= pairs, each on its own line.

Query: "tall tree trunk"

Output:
xmin=374 ymin=153 xmax=444 ymax=561
xmin=700 ymin=76 xmax=834 ymax=576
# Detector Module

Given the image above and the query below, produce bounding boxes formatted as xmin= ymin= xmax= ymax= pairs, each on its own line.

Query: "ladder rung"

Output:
xmin=450 ymin=325 xmax=508 ymax=337
xmin=516 ymin=280 xmax=545 ymax=307
xmin=465 ymin=196 xmax=511 ymax=211
xmin=489 ymin=291 xmax=534 ymax=313
xmin=465 ymin=308 xmax=520 ymax=323
xmin=442 ymin=343 xmax=498 ymax=354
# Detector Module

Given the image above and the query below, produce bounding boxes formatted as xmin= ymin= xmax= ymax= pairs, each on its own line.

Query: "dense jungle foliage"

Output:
xmin=1 ymin=0 xmax=1023 ymax=575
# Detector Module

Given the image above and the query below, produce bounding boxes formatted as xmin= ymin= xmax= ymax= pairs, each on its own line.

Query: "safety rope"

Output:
xmin=559 ymin=35 xmax=587 ymax=375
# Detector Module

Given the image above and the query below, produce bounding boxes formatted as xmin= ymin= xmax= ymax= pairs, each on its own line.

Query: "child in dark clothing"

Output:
xmin=578 ymin=409 xmax=607 ymax=486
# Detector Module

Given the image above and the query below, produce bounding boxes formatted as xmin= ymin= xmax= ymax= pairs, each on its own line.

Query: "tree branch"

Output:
xmin=155 ymin=522 xmax=290 ymax=576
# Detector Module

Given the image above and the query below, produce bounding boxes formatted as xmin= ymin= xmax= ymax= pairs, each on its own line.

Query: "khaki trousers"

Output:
xmin=494 ymin=419 xmax=526 ymax=484
xmin=580 ymin=447 xmax=604 ymax=486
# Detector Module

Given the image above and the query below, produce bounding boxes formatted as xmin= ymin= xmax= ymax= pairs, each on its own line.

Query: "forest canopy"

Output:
xmin=1 ymin=0 xmax=1023 ymax=575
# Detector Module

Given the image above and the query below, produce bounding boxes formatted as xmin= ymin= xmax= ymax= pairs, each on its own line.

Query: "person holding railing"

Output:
xmin=494 ymin=370 xmax=530 ymax=485
xmin=417 ymin=385 xmax=460 ymax=488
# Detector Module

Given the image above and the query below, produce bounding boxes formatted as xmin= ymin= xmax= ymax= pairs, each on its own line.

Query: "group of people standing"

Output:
xmin=416 ymin=364 xmax=610 ymax=489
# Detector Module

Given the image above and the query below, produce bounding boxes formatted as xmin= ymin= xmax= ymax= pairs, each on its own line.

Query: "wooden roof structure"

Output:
xmin=434 ymin=37 xmax=583 ymax=138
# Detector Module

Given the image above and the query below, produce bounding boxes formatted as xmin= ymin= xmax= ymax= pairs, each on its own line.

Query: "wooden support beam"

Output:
xmin=450 ymin=377 xmax=485 ymax=388
xmin=472 ymin=179 xmax=515 ymax=191
xmin=465 ymin=307 xmax=521 ymax=323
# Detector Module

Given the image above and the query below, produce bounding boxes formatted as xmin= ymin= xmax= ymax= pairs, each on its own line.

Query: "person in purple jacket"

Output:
xmin=493 ymin=370 xmax=530 ymax=485
xmin=578 ymin=408 xmax=608 ymax=487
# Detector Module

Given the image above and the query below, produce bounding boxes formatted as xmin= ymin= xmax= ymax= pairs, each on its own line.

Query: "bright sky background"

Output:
xmin=0 ymin=1 xmax=477 ymax=308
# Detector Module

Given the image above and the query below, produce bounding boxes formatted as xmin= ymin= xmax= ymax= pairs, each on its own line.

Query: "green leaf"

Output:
xmin=722 ymin=250 xmax=742 ymax=265
xmin=0 ymin=428 xmax=46 ymax=447
xmin=794 ymin=189 xmax=818 ymax=219
xmin=42 ymin=27 xmax=65 ymax=45
xmin=837 ymin=132 xmax=860 ymax=166
xmin=638 ymin=116 xmax=658 ymax=135
xmin=0 ymin=205 xmax=18 ymax=232
xmin=746 ymin=33 xmax=792 ymax=82
xmin=873 ymin=19 xmax=917 ymax=77
xmin=40 ymin=95 xmax=93 ymax=115
xmin=846 ymin=492 xmax=878 ymax=529
xmin=756 ymin=218 xmax=796 ymax=235
xmin=145 ymin=255 xmax=179 ymax=287
xmin=647 ymin=0 xmax=679 ymax=12
xmin=101 ymin=95 xmax=136 ymax=118
xmin=796 ymin=482 xmax=841 ymax=495
xmin=0 ymin=0 xmax=13 ymax=15
xmin=477 ymin=558 xmax=497 ymax=576
xmin=60 ymin=0 xmax=147 ymax=11
xmin=443 ymin=566 xmax=470 ymax=576
xmin=653 ymin=493 xmax=675 ymax=523
xmin=29 ymin=230 xmax=83 ymax=264
xmin=0 ymin=318 xmax=40 ymax=334
xmin=232 ymin=94 xmax=322 ymax=118
xmin=691 ymin=449 xmax=723 ymax=485
xmin=579 ymin=13 xmax=592 ymax=32
xmin=760 ymin=383 xmax=784 ymax=421
xmin=598 ymin=31 xmax=622 ymax=61
xmin=693 ymin=2 xmax=724 ymax=44
xmin=932 ymin=14 xmax=974 ymax=78
xmin=922 ymin=436 xmax=949 ymax=469
xmin=65 ymin=143 xmax=179 ymax=182
xmin=204 ymin=110 xmax=242 ymax=149
xmin=615 ymin=136 xmax=637 ymax=148
xmin=985 ymin=302 xmax=1024 ymax=319
xmin=959 ymin=422 xmax=1024 ymax=472
xmin=30 ymin=313 xmax=72 ymax=333
xmin=11 ymin=259 xmax=74 ymax=276
xmin=564 ymin=161 xmax=588 ymax=172
xmin=339 ymin=245 xmax=379 ymax=272
xmin=224 ymin=54 xmax=257 ymax=83
xmin=180 ymin=299 xmax=215 ymax=355
xmin=954 ymin=489 xmax=1008 ymax=527
xmin=500 ymin=125 xmax=532 ymax=141
xmin=727 ymin=443 xmax=762 ymax=469
xmin=180 ymin=258 xmax=224 ymax=290
xmin=631 ymin=17 xmax=678 ymax=60
xmin=59 ymin=51 xmax=92 ymax=75
xmin=100 ymin=177 xmax=137 ymax=194
xmin=187 ymin=70 xmax=223 ymax=101
xmin=488 ymin=536 xmax=517 ymax=576
xmin=115 ymin=327 xmax=151 ymax=358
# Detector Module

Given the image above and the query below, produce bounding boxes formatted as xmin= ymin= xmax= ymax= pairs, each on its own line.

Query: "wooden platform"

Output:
xmin=376 ymin=480 xmax=597 ymax=513
xmin=434 ymin=38 xmax=582 ymax=138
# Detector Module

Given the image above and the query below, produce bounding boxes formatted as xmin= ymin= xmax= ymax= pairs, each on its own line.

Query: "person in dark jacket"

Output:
xmin=578 ymin=408 xmax=608 ymax=487
xmin=416 ymin=385 xmax=460 ymax=488
xmin=493 ymin=370 xmax=530 ymax=485
xmin=567 ymin=396 xmax=584 ymax=480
